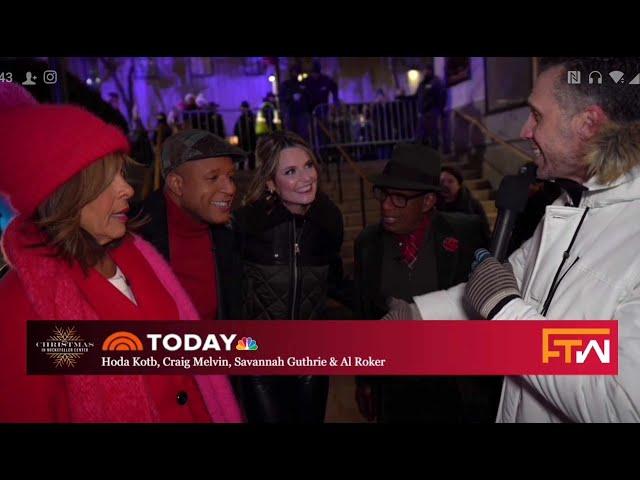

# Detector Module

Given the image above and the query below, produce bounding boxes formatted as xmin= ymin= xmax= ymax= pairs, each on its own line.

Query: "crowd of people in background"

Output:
xmin=111 ymin=61 xmax=447 ymax=173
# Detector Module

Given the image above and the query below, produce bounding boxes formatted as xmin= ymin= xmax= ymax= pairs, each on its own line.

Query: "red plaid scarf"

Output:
xmin=395 ymin=213 xmax=432 ymax=269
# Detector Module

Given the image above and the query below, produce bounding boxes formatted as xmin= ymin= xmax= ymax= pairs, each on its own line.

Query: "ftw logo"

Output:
xmin=542 ymin=328 xmax=611 ymax=364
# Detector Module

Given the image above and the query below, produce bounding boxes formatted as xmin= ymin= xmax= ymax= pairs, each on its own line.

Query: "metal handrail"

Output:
xmin=453 ymin=110 xmax=534 ymax=162
xmin=315 ymin=119 xmax=372 ymax=228
xmin=313 ymin=107 xmax=534 ymax=232
xmin=315 ymin=119 xmax=373 ymax=183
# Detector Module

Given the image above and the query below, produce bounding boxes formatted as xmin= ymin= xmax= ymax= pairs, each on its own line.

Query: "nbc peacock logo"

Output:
xmin=102 ymin=331 xmax=144 ymax=351
xmin=236 ymin=336 xmax=258 ymax=351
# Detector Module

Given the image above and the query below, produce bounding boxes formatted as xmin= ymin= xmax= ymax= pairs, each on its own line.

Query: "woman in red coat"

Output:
xmin=0 ymin=99 xmax=242 ymax=422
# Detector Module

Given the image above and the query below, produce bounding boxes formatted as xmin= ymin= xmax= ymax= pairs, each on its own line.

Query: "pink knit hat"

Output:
xmin=0 ymin=83 xmax=38 ymax=110
xmin=0 ymin=103 xmax=130 ymax=216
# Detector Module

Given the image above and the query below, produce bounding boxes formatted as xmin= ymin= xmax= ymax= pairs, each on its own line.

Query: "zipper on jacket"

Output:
xmin=291 ymin=218 xmax=299 ymax=319
xmin=541 ymin=207 xmax=589 ymax=316
xmin=290 ymin=217 xmax=305 ymax=319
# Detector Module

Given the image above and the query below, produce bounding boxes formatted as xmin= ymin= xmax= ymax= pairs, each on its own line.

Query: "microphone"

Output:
xmin=490 ymin=163 xmax=538 ymax=262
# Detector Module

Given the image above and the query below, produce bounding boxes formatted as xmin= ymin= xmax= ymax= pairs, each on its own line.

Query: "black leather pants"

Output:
xmin=237 ymin=376 xmax=329 ymax=423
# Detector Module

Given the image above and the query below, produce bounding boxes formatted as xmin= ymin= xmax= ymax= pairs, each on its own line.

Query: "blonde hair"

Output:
xmin=585 ymin=122 xmax=640 ymax=185
xmin=243 ymin=130 xmax=321 ymax=206
xmin=36 ymin=153 xmax=144 ymax=271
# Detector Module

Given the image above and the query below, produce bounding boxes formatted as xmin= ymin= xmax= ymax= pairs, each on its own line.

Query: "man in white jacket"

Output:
xmin=386 ymin=57 xmax=640 ymax=422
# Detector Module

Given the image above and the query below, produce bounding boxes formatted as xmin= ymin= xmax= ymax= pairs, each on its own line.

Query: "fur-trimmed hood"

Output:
xmin=574 ymin=122 xmax=640 ymax=208
xmin=586 ymin=121 xmax=640 ymax=186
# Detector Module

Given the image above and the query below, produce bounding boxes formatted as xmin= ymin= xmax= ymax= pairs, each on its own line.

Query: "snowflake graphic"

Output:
xmin=46 ymin=326 xmax=84 ymax=368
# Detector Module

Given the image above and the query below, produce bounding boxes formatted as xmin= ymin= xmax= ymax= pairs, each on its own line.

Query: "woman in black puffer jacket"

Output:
xmin=233 ymin=130 xmax=344 ymax=423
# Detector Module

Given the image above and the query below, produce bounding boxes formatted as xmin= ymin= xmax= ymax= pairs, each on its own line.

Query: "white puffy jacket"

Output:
xmin=413 ymin=161 xmax=640 ymax=422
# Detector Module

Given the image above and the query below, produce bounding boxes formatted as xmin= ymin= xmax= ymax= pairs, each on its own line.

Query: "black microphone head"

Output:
xmin=494 ymin=170 xmax=536 ymax=213
xmin=519 ymin=162 xmax=538 ymax=180
xmin=491 ymin=163 xmax=538 ymax=261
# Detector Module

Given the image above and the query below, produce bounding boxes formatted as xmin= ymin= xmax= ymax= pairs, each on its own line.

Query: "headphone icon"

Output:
xmin=589 ymin=71 xmax=602 ymax=84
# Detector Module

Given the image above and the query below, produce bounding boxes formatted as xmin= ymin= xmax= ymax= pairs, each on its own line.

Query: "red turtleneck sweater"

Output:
xmin=165 ymin=192 xmax=218 ymax=320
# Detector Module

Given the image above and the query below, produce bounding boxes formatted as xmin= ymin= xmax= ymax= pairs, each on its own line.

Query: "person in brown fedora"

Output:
xmin=353 ymin=142 xmax=500 ymax=423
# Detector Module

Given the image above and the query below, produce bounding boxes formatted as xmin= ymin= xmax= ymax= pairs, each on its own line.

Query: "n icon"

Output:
xmin=568 ymin=71 xmax=581 ymax=84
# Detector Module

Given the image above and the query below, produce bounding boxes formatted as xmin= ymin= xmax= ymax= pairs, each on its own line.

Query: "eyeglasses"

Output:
xmin=373 ymin=186 xmax=426 ymax=208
